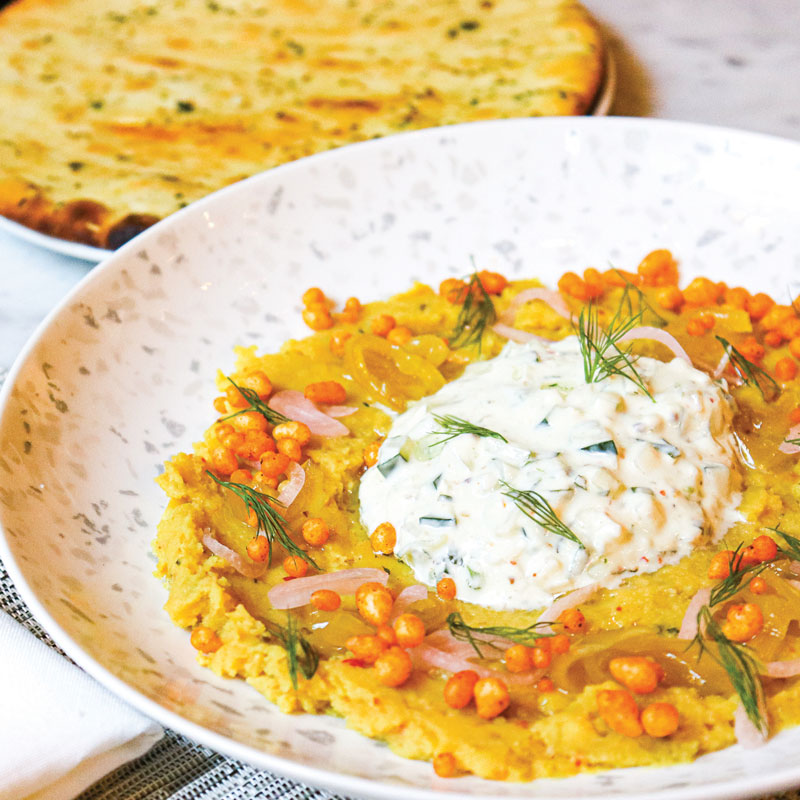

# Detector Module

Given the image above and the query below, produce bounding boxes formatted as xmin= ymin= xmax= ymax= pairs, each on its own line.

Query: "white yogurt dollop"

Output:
xmin=358 ymin=336 xmax=741 ymax=611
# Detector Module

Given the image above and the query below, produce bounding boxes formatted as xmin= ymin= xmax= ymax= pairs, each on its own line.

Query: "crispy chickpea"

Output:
xmin=504 ymin=644 xmax=533 ymax=673
xmin=530 ymin=645 xmax=552 ymax=669
xmin=436 ymin=577 xmax=457 ymax=600
xmin=363 ymin=440 xmax=382 ymax=468
xmin=559 ymin=608 xmax=587 ymax=633
xmin=376 ymin=624 xmax=398 ymax=646
xmin=304 ymin=380 xmax=347 ymax=405
xmin=302 ymin=287 xmax=326 ymax=307
xmin=225 ymin=383 xmax=249 ymax=409
xmin=210 ymin=446 xmax=238 ymax=476
xmin=252 ymin=472 xmax=278 ymax=492
xmin=745 ymin=292 xmax=775 ymax=321
xmin=239 ymin=370 xmax=273 ymax=399
xmin=764 ymin=329 xmax=784 ymax=348
xmin=596 ymin=689 xmax=643 ymax=737
xmin=641 ymin=702 xmax=680 ymax=738
xmin=739 ymin=336 xmax=765 ymax=363
xmin=302 ymin=518 xmax=331 ymax=547
xmin=775 ymin=356 xmax=798 ymax=382
xmin=393 ymin=613 xmax=426 ymax=648
xmin=329 ymin=330 xmax=352 ymax=356
xmin=219 ymin=429 xmax=245 ymax=450
xmin=723 ymin=602 xmax=763 ymax=642
xmin=637 ymin=249 xmax=678 ymax=287
xmin=473 ymin=677 xmax=510 ymax=719
xmin=302 ymin=305 xmax=334 ymax=331
xmin=283 ymin=555 xmax=309 ymax=578
xmin=229 ymin=468 xmax=252 ymax=484
xmin=655 ymin=285 xmax=684 ymax=311
xmin=432 ymin=752 xmax=457 ymax=778
xmin=609 ymin=657 xmax=665 ymax=694
xmin=231 ymin=411 xmax=269 ymax=434
xmin=371 ymin=313 xmax=397 ymax=337
xmin=245 ymin=508 xmax=259 ymax=528
xmin=273 ymin=420 xmax=312 ymax=446
xmin=246 ymin=536 xmax=270 ymax=563
xmin=444 ymin=670 xmax=479 ymax=709
xmin=738 ymin=545 xmax=760 ymax=569
xmin=582 ymin=267 xmax=605 ymax=299
xmin=790 ymin=339 xmax=800 ymax=361
xmin=374 ymin=646 xmax=413 ymax=687
xmin=683 ymin=276 xmax=721 ymax=305
xmin=536 ymin=677 xmax=555 ymax=693
xmin=708 ymin=550 xmax=736 ymax=580
xmin=370 ymin=522 xmax=396 ymax=554
xmin=260 ymin=451 xmax=291 ymax=479
xmin=749 ymin=575 xmax=768 ymax=595
xmin=790 ymin=406 xmax=800 ymax=425
xmin=236 ymin=430 xmax=274 ymax=460
xmin=779 ymin=316 xmax=800 ymax=341
xmin=558 ymin=271 xmax=589 ymax=301
xmin=213 ymin=396 xmax=228 ymax=414
xmin=276 ymin=437 xmax=303 ymax=462
xmin=439 ymin=278 xmax=468 ymax=304
xmin=478 ymin=270 xmax=508 ymax=295
xmin=387 ymin=325 xmax=413 ymax=346
xmin=603 ymin=268 xmax=639 ymax=288
xmin=724 ymin=286 xmax=750 ymax=309
xmin=750 ymin=533 xmax=777 ymax=563
xmin=355 ymin=582 xmax=394 ymax=626
xmin=686 ymin=317 xmax=707 ymax=337
xmin=190 ymin=626 xmax=222 ymax=654
xmin=340 ymin=297 xmax=362 ymax=324
xmin=346 ymin=634 xmax=388 ymax=664
xmin=761 ymin=304 xmax=795 ymax=331
xmin=310 ymin=589 xmax=341 ymax=611
xmin=549 ymin=634 xmax=570 ymax=655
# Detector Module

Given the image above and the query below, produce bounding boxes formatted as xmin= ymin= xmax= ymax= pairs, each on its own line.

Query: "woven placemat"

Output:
xmin=0 ymin=557 xmax=347 ymax=800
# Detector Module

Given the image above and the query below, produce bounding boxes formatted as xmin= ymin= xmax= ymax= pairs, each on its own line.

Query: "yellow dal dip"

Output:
xmin=154 ymin=276 xmax=800 ymax=781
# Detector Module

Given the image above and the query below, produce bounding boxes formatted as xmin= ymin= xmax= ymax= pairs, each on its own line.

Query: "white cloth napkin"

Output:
xmin=0 ymin=611 xmax=164 ymax=800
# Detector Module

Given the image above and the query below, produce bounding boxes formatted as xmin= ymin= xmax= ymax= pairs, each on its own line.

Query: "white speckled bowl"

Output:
xmin=2 ymin=117 xmax=800 ymax=800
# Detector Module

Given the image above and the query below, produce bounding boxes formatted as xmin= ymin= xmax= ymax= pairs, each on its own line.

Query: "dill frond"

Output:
xmin=501 ymin=481 xmax=585 ymax=549
xmin=691 ymin=607 xmax=767 ymax=736
xmin=576 ymin=301 xmax=653 ymax=399
xmin=708 ymin=545 xmax=770 ymax=607
xmin=446 ymin=611 xmax=553 ymax=658
xmin=449 ymin=271 xmax=497 ymax=351
xmin=613 ymin=269 xmax=668 ymax=327
xmin=715 ymin=337 xmax=779 ymax=401
xmin=768 ymin=526 xmax=800 ymax=561
xmin=220 ymin=377 xmax=289 ymax=425
xmin=267 ymin=613 xmax=319 ymax=690
xmin=206 ymin=471 xmax=318 ymax=569
xmin=431 ymin=414 xmax=507 ymax=445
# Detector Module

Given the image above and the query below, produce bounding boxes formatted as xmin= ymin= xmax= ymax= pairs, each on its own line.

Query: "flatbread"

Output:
xmin=0 ymin=0 xmax=604 ymax=249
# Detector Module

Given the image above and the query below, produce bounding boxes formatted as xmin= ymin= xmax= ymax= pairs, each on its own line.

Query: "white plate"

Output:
xmin=2 ymin=117 xmax=800 ymax=800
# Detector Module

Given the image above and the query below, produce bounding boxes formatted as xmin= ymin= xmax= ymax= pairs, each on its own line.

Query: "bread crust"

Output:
xmin=0 ymin=0 xmax=604 ymax=249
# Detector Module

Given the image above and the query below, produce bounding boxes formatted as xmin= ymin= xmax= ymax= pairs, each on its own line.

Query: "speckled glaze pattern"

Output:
xmin=2 ymin=117 xmax=800 ymax=800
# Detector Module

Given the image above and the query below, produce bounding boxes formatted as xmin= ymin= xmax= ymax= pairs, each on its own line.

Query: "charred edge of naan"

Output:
xmin=0 ymin=178 xmax=158 ymax=249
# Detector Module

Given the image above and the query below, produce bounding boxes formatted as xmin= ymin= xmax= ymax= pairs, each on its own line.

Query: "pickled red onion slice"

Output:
xmin=390 ymin=584 xmax=429 ymax=621
xmin=734 ymin=703 xmax=768 ymax=748
xmin=764 ymin=658 xmax=800 ymax=678
xmin=677 ymin=587 xmax=712 ymax=640
xmin=491 ymin=322 xmax=546 ymax=343
xmin=537 ymin=583 xmax=598 ymax=633
xmin=779 ymin=424 xmax=800 ymax=455
xmin=618 ymin=326 xmax=692 ymax=365
xmin=268 ymin=567 xmax=388 ymax=609
xmin=319 ymin=404 xmax=358 ymax=418
xmin=500 ymin=288 xmax=571 ymax=324
xmin=268 ymin=390 xmax=349 ymax=436
xmin=202 ymin=531 xmax=266 ymax=580
xmin=276 ymin=461 xmax=305 ymax=507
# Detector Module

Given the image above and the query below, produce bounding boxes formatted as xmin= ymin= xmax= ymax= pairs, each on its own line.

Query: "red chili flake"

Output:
xmin=616 ymin=606 xmax=622 ymax=612
xmin=343 ymin=658 xmax=368 ymax=668
xmin=509 ymin=577 xmax=515 ymax=584
xmin=659 ymin=490 xmax=667 ymax=496
xmin=510 ymin=560 xmax=517 ymax=565
xmin=282 ymin=576 xmax=296 ymax=582
xmin=641 ymin=556 xmax=649 ymax=562
xmin=574 ymin=758 xmax=582 ymax=767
